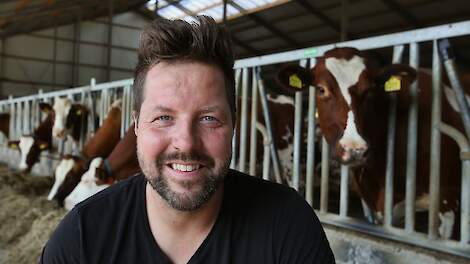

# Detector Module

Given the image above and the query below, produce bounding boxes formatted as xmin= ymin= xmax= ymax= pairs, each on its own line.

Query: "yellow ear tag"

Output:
xmin=39 ymin=143 xmax=48 ymax=150
xmin=289 ymin=74 xmax=303 ymax=90
xmin=315 ymin=109 xmax=319 ymax=119
xmin=9 ymin=144 xmax=18 ymax=149
xmin=76 ymin=110 xmax=82 ymax=115
xmin=385 ymin=75 xmax=401 ymax=92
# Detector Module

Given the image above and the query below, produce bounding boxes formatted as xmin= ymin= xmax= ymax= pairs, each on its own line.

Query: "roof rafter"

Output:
xmin=381 ymin=0 xmax=422 ymax=27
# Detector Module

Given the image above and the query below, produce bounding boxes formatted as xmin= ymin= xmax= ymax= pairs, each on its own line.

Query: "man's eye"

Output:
xmin=201 ymin=116 xmax=216 ymax=122
xmin=155 ymin=115 xmax=172 ymax=121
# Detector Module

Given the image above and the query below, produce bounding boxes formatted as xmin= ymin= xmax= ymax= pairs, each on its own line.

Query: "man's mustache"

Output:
xmin=156 ymin=152 xmax=215 ymax=168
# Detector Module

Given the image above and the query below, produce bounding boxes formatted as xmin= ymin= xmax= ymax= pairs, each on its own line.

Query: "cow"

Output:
xmin=8 ymin=103 xmax=54 ymax=172
xmin=51 ymin=97 xmax=89 ymax=145
xmin=277 ymin=47 xmax=467 ymax=239
xmin=48 ymin=100 xmax=122 ymax=205
xmin=62 ymin=126 xmax=140 ymax=210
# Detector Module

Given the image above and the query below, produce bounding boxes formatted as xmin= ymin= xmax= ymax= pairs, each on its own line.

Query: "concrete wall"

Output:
xmin=0 ymin=12 xmax=148 ymax=98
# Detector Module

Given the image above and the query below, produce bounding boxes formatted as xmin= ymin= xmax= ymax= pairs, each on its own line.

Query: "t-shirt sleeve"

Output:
xmin=39 ymin=208 xmax=81 ymax=264
xmin=275 ymin=190 xmax=335 ymax=264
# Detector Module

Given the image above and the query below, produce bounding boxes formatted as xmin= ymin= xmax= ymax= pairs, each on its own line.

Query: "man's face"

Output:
xmin=135 ymin=61 xmax=233 ymax=211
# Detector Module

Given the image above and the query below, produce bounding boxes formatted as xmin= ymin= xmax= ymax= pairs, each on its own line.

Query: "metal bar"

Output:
xmin=0 ymin=39 xmax=5 ymax=93
xmin=340 ymin=0 xmax=349 ymax=41
xmin=106 ymin=0 xmax=114 ymax=82
xmin=320 ymin=137 xmax=329 ymax=213
xmin=16 ymin=101 xmax=22 ymax=137
xmin=73 ymin=14 xmax=81 ymax=87
xmin=438 ymin=39 xmax=470 ymax=140
xmin=339 ymin=165 xmax=349 ymax=217
xmin=23 ymin=101 xmax=30 ymax=134
xmin=121 ymin=85 xmax=128 ymax=138
xmin=257 ymin=67 xmax=282 ymax=184
xmin=405 ymin=42 xmax=419 ymax=233
xmin=238 ymin=68 xmax=249 ymax=173
xmin=384 ymin=44 xmax=404 ymax=228
xmin=249 ymin=68 xmax=258 ymax=176
xmin=428 ymin=40 xmax=442 ymax=239
xmin=292 ymin=60 xmax=306 ymax=191
xmin=306 ymin=58 xmax=317 ymax=206
xmin=9 ymin=95 xmax=14 ymax=139
xmin=234 ymin=20 xmax=470 ymax=69
xmin=230 ymin=69 xmax=242 ymax=169
xmin=255 ymin=123 xmax=271 ymax=180
xmin=437 ymin=123 xmax=470 ymax=245
xmin=52 ymin=21 xmax=57 ymax=90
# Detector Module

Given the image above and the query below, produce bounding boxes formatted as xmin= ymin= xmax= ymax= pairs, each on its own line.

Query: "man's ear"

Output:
xmin=132 ymin=111 xmax=138 ymax=137
xmin=276 ymin=64 xmax=312 ymax=93
xmin=375 ymin=64 xmax=417 ymax=88
xmin=8 ymin=140 xmax=20 ymax=150
xmin=39 ymin=102 xmax=53 ymax=113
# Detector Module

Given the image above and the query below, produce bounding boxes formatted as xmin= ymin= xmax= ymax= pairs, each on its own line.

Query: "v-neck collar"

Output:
xmin=139 ymin=175 xmax=227 ymax=264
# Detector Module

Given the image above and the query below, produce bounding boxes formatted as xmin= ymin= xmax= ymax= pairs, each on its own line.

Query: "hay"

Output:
xmin=0 ymin=165 xmax=66 ymax=264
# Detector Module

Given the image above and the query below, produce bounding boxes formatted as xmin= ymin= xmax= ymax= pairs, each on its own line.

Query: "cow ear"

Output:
xmin=8 ymin=140 xmax=20 ymax=149
xmin=276 ymin=64 xmax=312 ymax=93
xmin=39 ymin=102 xmax=53 ymax=113
xmin=375 ymin=64 xmax=417 ymax=91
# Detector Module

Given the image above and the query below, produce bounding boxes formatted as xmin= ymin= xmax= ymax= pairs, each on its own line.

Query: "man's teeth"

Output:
xmin=171 ymin=164 xmax=200 ymax=172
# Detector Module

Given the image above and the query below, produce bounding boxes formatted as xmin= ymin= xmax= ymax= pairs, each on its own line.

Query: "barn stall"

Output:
xmin=0 ymin=1 xmax=469 ymax=263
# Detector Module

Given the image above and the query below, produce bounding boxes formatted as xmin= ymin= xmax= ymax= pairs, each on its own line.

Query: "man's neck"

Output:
xmin=145 ymin=182 xmax=224 ymax=264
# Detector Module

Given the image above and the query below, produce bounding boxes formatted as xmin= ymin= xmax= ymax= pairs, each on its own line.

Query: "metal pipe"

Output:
xmin=429 ymin=40 xmax=442 ymax=239
xmin=292 ymin=59 xmax=306 ymax=191
xmin=8 ymin=95 xmax=14 ymax=139
xmin=320 ymin=137 xmax=330 ymax=213
xmin=238 ymin=68 xmax=249 ymax=173
xmin=121 ymin=85 xmax=129 ymax=138
xmin=52 ymin=22 xmax=58 ymax=90
xmin=106 ymin=0 xmax=114 ymax=82
xmin=384 ymin=45 xmax=404 ymax=227
xmin=339 ymin=165 xmax=349 ymax=217
xmin=230 ymin=69 xmax=242 ymax=169
xmin=405 ymin=42 xmax=419 ymax=233
xmin=0 ymin=38 xmax=5 ymax=93
xmin=306 ymin=58 xmax=317 ymax=206
xmin=257 ymin=67 xmax=282 ymax=184
xmin=256 ymin=122 xmax=271 ymax=180
xmin=438 ymin=39 xmax=470 ymax=140
xmin=16 ymin=101 xmax=22 ymax=137
xmin=249 ymin=68 xmax=258 ymax=176
xmin=437 ymin=123 xmax=470 ymax=245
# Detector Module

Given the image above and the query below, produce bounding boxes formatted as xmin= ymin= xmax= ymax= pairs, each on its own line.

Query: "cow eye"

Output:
xmin=316 ymin=85 xmax=330 ymax=99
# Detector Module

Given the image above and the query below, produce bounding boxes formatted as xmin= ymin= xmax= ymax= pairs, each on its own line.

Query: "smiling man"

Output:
xmin=41 ymin=16 xmax=334 ymax=264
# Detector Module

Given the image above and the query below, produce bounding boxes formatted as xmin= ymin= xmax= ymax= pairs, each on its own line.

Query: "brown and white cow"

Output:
xmin=278 ymin=47 xmax=467 ymax=238
xmin=63 ymin=126 xmax=140 ymax=210
xmin=48 ymin=100 xmax=122 ymax=205
xmin=51 ymin=97 xmax=89 ymax=144
xmin=8 ymin=103 xmax=54 ymax=172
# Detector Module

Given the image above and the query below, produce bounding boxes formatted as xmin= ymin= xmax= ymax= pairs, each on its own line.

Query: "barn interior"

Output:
xmin=0 ymin=0 xmax=469 ymax=263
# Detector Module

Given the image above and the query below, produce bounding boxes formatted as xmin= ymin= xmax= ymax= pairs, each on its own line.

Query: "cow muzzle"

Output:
xmin=338 ymin=144 xmax=368 ymax=165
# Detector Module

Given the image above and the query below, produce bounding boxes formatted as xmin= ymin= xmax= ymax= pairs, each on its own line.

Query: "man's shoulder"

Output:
xmin=74 ymin=173 xmax=145 ymax=215
xmin=225 ymin=169 xmax=301 ymax=208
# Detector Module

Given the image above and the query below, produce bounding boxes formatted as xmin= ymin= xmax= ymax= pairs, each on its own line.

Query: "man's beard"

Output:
xmin=138 ymin=150 xmax=229 ymax=211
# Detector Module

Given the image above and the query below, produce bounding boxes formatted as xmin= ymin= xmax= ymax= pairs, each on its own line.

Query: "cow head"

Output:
xmin=277 ymin=47 xmax=416 ymax=165
xmin=52 ymin=97 xmax=87 ymax=140
xmin=64 ymin=157 xmax=109 ymax=210
xmin=50 ymin=155 xmax=87 ymax=206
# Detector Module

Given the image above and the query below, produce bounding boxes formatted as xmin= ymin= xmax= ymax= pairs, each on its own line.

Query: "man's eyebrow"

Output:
xmin=199 ymin=106 xmax=223 ymax=114
xmin=151 ymin=105 xmax=174 ymax=113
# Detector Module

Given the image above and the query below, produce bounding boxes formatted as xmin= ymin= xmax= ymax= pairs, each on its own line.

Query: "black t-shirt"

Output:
xmin=40 ymin=169 xmax=335 ymax=263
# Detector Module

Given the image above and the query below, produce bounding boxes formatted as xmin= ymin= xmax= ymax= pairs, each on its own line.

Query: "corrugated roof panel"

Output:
xmin=158 ymin=5 xmax=187 ymax=18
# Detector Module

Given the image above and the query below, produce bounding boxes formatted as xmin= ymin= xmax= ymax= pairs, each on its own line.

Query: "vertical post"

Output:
xmin=257 ymin=67 xmax=282 ymax=184
xmin=384 ymin=45 xmax=404 ymax=228
xmin=73 ymin=13 xmax=82 ymax=86
xmin=106 ymin=0 xmax=114 ymax=82
xmin=306 ymin=58 xmax=317 ymax=206
xmin=320 ymin=137 xmax=329 ymax=213
xmin=292 ymin=60 xmax=306 ymax=191
xmin=405 ymin=42 xmax=419 ymax=233
xmin=52 ymin=21 xmax=58 ymax=90
xmin=249 ymin=68 xmax=258 ymax=176
xmin=121 ymin=86 xmax=129 ymax=138
xmin=461 ymin=157 xmax=470 ymax=245
xmin=0 ymin=38 xmax=5 ymax=93
xmin=340 ymin=0 xmax=349 ymax=41
xmin=339 ymin=165 xmax=349 ymax=217
xmin=230 ymin=69 xmax=242 ymax=169
xmin=238 ymin=68 xmax=249 ymax=173
xmin=9 ymin=95 xmax=14 ymax=139
xmin=222 ymin=0 xmax=228 ymax=24
xmin=89 ymin=78 xmax=96 ymax=133
xmin=429 ymin=40 xmax=442 ymax=239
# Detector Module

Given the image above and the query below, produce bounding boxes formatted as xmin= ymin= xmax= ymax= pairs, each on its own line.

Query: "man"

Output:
xmin=40 ymin=16 xmax=335 ymax=263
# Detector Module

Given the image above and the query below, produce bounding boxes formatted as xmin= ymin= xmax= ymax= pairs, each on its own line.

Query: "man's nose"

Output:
xmin=172 ymin=123 xmax=199 ymax=152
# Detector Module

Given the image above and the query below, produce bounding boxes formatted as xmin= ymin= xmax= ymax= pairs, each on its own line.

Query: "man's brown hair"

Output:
xmin=133 ymin=16 xmax=235 ymax=122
